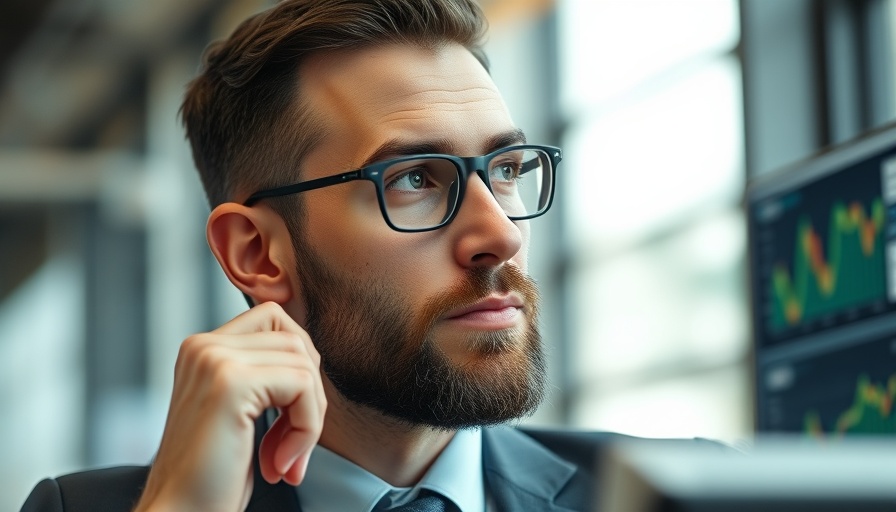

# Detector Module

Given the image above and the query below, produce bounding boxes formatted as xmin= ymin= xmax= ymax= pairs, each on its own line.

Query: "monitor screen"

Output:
xmin=746 ymin=123 xmax=896 ymax=436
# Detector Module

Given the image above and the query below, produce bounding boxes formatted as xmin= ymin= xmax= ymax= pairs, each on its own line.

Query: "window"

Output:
xmin=558 ymin=0 xmax=749 ymax=441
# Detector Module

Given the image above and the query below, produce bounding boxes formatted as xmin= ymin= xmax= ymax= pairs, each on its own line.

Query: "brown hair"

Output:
xmin=180 ymin=0 xmax=490 ymax=209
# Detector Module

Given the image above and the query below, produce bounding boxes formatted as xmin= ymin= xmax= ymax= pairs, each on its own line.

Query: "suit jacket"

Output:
xmin=21 ymin=417 xmax=628 ymax=512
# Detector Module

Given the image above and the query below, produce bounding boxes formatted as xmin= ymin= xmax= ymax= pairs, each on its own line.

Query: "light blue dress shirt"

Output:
xmin=295 ymin=428 xmax=486 ymax=512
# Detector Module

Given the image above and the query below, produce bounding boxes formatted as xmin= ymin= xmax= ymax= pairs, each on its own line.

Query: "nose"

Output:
xmin=448 ymin=174 xmax=525 ymax=268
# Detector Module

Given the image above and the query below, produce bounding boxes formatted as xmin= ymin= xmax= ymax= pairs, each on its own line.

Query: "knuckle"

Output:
xmin=209 ymin=359 xmax=239 ymax=395
xmin=177 ymin=334 xmax=209 ymax=369
xmin=309 ymin=418 xmax=324 ymax=437
xmin=309 ymin=347 xmax=322 ymax=366
xmin=194 ymin=345 xmax=219 ymax=372
xmin=259 ymin=301 xmax=284 ymax=316
xmin=184 ymin=340 xmax=228 ymax=379
xmin=289 ymin=332 xmax=309 ymax=353
xmin=294 ymin=367 xmax=322 ymax=394
xmin=277 ymin=331 xmax=309 ymax=355
xmin=292 ymin=366 xmax=315 ymax=385
xmin=179 ymin=333 xmax=204 ymax=355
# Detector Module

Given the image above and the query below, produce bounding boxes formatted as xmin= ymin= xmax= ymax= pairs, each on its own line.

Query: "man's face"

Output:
xmin=285 ymin=43 xmax=545 ymax=428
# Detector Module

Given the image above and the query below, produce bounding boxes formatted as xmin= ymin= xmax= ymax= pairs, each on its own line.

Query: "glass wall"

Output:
xmin=557 ymin=0 xmax=750 ymax=441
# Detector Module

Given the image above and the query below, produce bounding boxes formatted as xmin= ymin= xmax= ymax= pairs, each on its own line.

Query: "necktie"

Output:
xmin=387 ymin=491 xmax=454 ymax=512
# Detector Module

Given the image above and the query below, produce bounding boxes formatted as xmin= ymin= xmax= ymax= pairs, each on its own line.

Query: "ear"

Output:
xmin=206 ymin=202 xmax=294 ymax=305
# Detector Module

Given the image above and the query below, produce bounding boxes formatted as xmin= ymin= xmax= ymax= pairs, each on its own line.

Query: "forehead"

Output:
xmin=298 ymin=42 xmax=516 ymax=171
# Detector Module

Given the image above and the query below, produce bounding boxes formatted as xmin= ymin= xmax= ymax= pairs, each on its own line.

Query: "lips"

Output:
xmin=444 ymin=294 xmax=525 ymax=319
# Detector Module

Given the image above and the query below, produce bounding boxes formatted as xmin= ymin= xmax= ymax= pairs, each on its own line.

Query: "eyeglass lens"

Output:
xmin=380 ymin=148 xmax=552 ymax=230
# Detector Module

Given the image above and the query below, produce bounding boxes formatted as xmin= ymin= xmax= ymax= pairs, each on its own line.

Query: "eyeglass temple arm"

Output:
xmin=244 ymin=170 xmax=363 ymax=206
xmin=520 ymin=158 xmax=540 ymax=175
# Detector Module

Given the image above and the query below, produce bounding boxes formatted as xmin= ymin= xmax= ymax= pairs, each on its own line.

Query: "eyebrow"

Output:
xmin=358 ymin=128 xmax=528 ymax=168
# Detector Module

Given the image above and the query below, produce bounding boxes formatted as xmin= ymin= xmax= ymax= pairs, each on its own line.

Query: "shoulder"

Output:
xmin=480 ymin=426 xmax=630 ymax=511
xmin=483 ymin=425 xmax=635 ymax=470
xmin=20 ymin=465 xmax=150 ymax=512
xmin=483 ymin=426 xmax=730 ymax=511
xmin=516 ymin=427 xmax=730 ymax=462
xmin=515 ymin=426 xmax=636 ymax=471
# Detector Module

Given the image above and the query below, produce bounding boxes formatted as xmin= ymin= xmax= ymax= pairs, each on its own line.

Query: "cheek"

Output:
xmin=347 ymin=181 xmax=390 ymax=225
xmin=371 ymin=236 xmax=452 ymax=289
xmin=513 ymin=221 xmax=532 ymax=270
xmin=358 ymin=236 xmax=455 ymax=310
xmin=305 ymin=191 xmax=448 ymax=287
xmin=303 ymin=184 xmax=383 ymax=254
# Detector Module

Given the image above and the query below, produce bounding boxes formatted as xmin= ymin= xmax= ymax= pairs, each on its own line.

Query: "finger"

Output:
xmin=209 ymin=304 xmax=322 ymax=372
xmin=302 ymin=332 xmax=322 ymax=367
xmin=258 ymin=406 xmax=321 ymax=485
xmin=258 ymin=421 xmax=315 ymax=487
xmin=235 ymin=348 xmax=310 ymax=368
xmin=214 ymin=301 xmax=306 ymax=336
xmin=179 ymin=331 xmax=315 ymax=369
xmin=258 ymin=414 xmax=291 ymax=484
xmin=311 ymin=360 xmax=327 ymax=419
xmin=195 ymin=346 xmax=314 ymax=370
xmin=272 ymin=386 xmax=324 ymax=477
xmin=298 ymin=342 xmax=326 ymax=418
xmin=254 ymin=371 xmax=324 ymax=484
xmin=242 ymin=364 xmax=323 ymax=412
xmin=281 ymin=439 xmax=313 ymax=486
xmin=274 ymin=426 xmax=316 ymax=480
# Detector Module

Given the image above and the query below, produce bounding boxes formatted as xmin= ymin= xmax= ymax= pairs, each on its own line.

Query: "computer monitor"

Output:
xmin=597 ymin=437 xmax=896 ymax=511
xmin=746 ymin=122 xmax=896 ymax=436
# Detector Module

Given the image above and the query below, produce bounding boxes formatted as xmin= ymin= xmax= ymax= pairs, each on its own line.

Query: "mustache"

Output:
xmin=414 ymin=265 xmax=540 ymax=335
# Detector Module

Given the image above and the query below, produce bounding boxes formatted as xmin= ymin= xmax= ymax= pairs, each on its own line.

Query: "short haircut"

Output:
xmin=180 ymin=0 xmax=490 ymax=209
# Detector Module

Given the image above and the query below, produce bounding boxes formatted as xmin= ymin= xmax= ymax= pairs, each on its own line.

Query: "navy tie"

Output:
xmin=387 ymin=492 xmax=453 ymax=512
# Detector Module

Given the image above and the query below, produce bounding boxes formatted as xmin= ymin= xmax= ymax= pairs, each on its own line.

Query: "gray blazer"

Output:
xmin=21 ymin=419 xmax=624 ymax=512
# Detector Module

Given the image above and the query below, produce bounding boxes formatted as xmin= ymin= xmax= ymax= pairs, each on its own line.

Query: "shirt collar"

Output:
xmin=296 ymin=428 xmax=485 ymax=512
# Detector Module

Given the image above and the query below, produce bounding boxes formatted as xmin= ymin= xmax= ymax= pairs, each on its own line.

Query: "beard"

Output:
xmin=292 ymin=236 xmax=546 ymax=429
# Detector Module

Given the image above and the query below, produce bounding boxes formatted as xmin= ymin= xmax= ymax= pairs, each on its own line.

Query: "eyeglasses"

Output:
xmin=244 ymin=144 xmax=561 ymax=232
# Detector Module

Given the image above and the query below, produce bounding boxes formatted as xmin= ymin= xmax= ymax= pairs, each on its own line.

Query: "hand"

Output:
xmin=134 ymin=302 xmax=326 ymax=512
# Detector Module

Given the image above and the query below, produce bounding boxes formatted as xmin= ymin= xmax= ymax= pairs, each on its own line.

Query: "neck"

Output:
xmin=317 ymin=376 xmax=456 ymax=487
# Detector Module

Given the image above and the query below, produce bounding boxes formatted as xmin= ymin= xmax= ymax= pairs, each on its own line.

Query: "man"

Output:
xmin=21 ymin=1 xmax=609 ymax=510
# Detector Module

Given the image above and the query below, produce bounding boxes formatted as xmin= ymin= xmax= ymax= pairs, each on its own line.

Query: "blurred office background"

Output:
xmin=1 ymin=0 xmax=895 ymax=508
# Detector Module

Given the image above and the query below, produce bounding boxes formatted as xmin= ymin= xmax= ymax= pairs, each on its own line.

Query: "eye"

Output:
xmin=387 ymin=169 xmax=429 ymax=191
xmin=492 ymin=161 xmax=521 ymax=182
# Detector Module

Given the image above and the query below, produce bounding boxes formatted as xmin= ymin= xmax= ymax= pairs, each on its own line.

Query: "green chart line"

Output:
xmin=770 ymin=199 xmax=885 ymax=332
xmin=805 ymin=374 xmax=896 ymax=437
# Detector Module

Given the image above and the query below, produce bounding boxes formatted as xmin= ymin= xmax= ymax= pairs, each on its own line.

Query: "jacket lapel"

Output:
xmin=242 ymin=417 xmax=592 ymax=511
xmin=482 ymin=427 xmax=586 ymax=512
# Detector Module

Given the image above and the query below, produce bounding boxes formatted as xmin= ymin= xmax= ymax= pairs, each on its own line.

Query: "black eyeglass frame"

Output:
xmin=243 ymin=144 xmax=561 ymax=233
